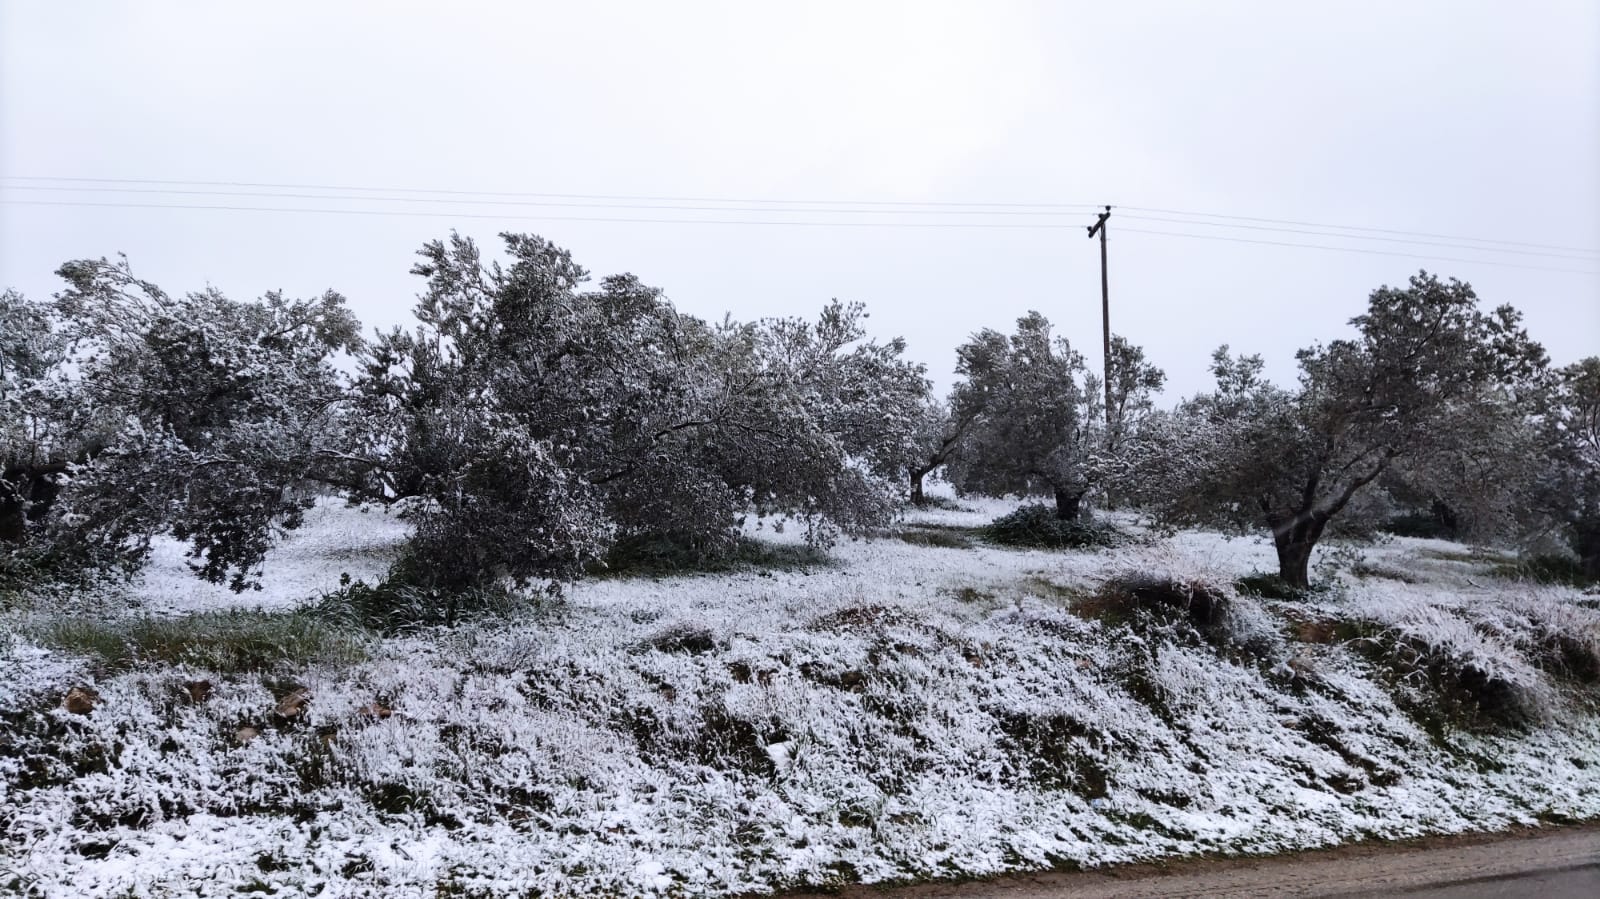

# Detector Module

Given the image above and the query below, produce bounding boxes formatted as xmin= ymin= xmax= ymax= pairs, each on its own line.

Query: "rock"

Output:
xmin=184 ymin=679 xmax=213 ymax=703
xmin=1287 ymin=653 xmax=1318 ymax=677
xmin=236 ymin=725 xmax=260 ymax=744
xmin=644 ymin=623 xmax=717 ymax=655
xmin=63 ymin=685 xmax=99 ymax=715
xmin=274 ymin=687 xmax=311 ymax=719
xmin=1295 ymin=619 xmax=1340 ymax=644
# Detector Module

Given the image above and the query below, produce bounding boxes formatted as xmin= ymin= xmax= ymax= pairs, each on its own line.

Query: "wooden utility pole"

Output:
xmin=1086 ymin=205 xmax=1112 ymax=429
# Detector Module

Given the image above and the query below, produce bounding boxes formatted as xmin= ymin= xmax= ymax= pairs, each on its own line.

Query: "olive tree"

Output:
xmin=356 ymin=232 xmax=929 ymax=589
xmin=1126 ymin=272 xmax=1545 ymax=588
xmin=2 ymin=258 xmax=364 ymax=590
xmin=943 ymin=312 xmax=1096 ymax=519
xmin=1539 ymin=357 xmax=1600 ymax=577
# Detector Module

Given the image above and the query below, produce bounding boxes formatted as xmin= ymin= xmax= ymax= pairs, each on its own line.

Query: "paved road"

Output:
xmin=776 ymin=827 xmax=1600 ymax=898
xmin=1397 ymin=864 xmax=1598 ymax=898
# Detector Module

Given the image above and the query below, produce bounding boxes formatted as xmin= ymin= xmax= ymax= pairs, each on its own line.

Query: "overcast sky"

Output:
xmin=3 ymin=0 xmax=1596 ymax=398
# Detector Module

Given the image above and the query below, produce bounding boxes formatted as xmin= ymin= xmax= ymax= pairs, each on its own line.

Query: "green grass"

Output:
xmin=1491 ymin=555 xmax=1598 ymax=588
xmin=593 ymin=535 xmax=831 ymax=579
xmin=21 ymin=609 xmax=369 ymax=674
xmin=894 ymin=525 xmax=982 ymax=550
xmin=1235 ymin=572 xmax=1310 ymax=599
xmin=1420 ymin=547 xmax=1512 ymax=565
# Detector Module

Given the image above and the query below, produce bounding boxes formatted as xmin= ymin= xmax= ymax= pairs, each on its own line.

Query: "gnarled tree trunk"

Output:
xmin=1053 ymin=487 xmax=1084 ymax=521
xmin=909 ymin=466 xmax=930 ymax=506
xmin=0 ymin=462 xmax=69 ymax=544
xmin=0 ymin=488 xmax=23 ymax=543
xmin=1574 ymin=518 xmax=1600 ymax=581
xmin=1271 ymin=511 xmax=1328 ymax=589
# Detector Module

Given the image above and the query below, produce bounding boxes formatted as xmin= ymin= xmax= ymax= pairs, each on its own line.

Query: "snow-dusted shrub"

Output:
xmin=1336 ymin=585 xmax=1582 ymax=728
xmin=312 ymin=566 xmax=534 ymax=633
xmin=1086 ymin=564 xmax=1281 ymax=658
xmin=984 ymin=505 xmax=1121 ymax=550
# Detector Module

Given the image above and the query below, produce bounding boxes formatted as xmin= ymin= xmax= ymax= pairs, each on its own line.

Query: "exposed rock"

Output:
xmin=184 ymin=679 xmax=213 ymax=703
xmin=235 ymin=725 xmax=260 ymax=744
xmin=63 ymin=685 xmax=98 ymax=716
xmin=644 ymin=623 xmax=717 ymax=655
xmin=274 ymin=687 xmax=311 ymax=719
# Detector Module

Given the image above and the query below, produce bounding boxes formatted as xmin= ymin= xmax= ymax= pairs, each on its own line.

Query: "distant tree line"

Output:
xmin=2 ymin=233 xmax=1595 ymax=599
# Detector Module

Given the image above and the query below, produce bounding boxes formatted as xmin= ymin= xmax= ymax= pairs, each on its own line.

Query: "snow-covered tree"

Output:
xmin=1538 ymin=357 xmax=1600 ymax=577
xmin=3 ymin=257 xmax=364 ymax=590
xmin=906 ymin=397 xmax=969 ymax=505
xmin=919 ymin=324 xmax=1163 ymax=513
xmin=356 ymin=232 xmax=929 ymax=589
xmin=0 ymin=289 xmax=80 ymax=551
xmin=1125 ymin=272 xmax=1545 ymax=588
xmin=943 ymin=312 xmax=1097 ymax=519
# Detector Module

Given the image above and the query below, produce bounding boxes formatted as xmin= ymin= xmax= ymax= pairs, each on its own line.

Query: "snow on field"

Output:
xmin=122 ymin=500 xmax=410 ymax=615
xmin=3 ymin=499 xmax=1599 ymax=898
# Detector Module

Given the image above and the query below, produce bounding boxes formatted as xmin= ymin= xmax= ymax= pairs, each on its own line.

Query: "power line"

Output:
xmin=7 ymin=175 xmax=1595 ymax=256
xmin=9 ymin=181 xmax=1592 ymax=262
xmin=1120 ymin=205 xmax=1599 ymax=256
xmin=0 ymin=175 xmax=1104 ymax=211
xmin=4 ymin=198 xmax=1595 ymax=276
xmin=1117 ymin=227 xmax=1599 ymax=275
xmin=1118 ymin=213 xmax=1596 ymax=261
xmin=0 ymin=199 xmax=1088 ymax=229
xmin=0 ymin=184 xmax=1116 ymax=217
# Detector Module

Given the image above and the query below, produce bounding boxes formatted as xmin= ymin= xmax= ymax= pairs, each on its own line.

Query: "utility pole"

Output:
xmin=1086 ymin=205 xmax=1112 ymax=429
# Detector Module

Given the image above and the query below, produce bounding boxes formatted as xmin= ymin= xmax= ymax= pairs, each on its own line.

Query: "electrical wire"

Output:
xmin=1117 ymin=227 xmax=1599 ymax=275
xmin=0 ymin=175 xmax=1104 ymax=211
xmin=3 ymin=194 xmax=1595 ymax=276
xmin=8 ymin=175 xmax=1595 ymax=257
xmin=1119 ymin=205 xmax=1599 ymax=256
xmin=1117 ymin=214 xmax=1595 ymax=261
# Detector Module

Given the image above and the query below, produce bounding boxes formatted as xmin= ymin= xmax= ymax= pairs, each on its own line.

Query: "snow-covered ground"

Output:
xmin=122 ymin=500 xmax=411 ymax=615
xmin=2 ymin=497 xmax=1598 ymax=898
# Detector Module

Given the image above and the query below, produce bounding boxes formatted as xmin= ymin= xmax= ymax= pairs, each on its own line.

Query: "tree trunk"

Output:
xmin=1053 ymin=488 xmax=1083 ymax=521
xmin=910 ymin=469 xmax=927 ymax=506
xmin=1574 ymin=519 xmax=1600 ymax=581
xmin=0 ymin=481 xmax=24 ymax=544
xmin=1272 ymin=513 xmax=1327 ymax=589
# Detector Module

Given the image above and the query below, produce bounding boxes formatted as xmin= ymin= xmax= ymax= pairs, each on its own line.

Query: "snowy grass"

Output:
xmin=2 ymin=499 xmax=1599 ymax=897
xmin=15 ymin=609 xmax=370 ymax=675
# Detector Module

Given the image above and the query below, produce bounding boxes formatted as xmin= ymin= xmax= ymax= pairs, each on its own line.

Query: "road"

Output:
xmin=774 ymin=826 xmax=1600 ymax=898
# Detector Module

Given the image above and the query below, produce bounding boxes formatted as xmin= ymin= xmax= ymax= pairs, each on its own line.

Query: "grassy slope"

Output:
xmin=2 ymin=498 xmax=1598 ymax=898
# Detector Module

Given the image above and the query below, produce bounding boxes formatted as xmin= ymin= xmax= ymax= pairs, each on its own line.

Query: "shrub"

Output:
xmin=1235 ymin=571 xmax=1310 ymax=599
xmin=1084 ymin=570 xmax=1279 ymax=657
xmin=984 ymin=505 xmax=1121 ymax=550
xmin=313 ymin=554 xmax=536 ymax=633
xmin=1337 ymin=592 xmax=1566 ymax=730
xmin=1383 ymin=511 xmax=1460 ymax=540
xmin=1493 ymin=555 xmax=1598 ymax=587
xmin=1352 ymin=626 xmax=1549 ymax=730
